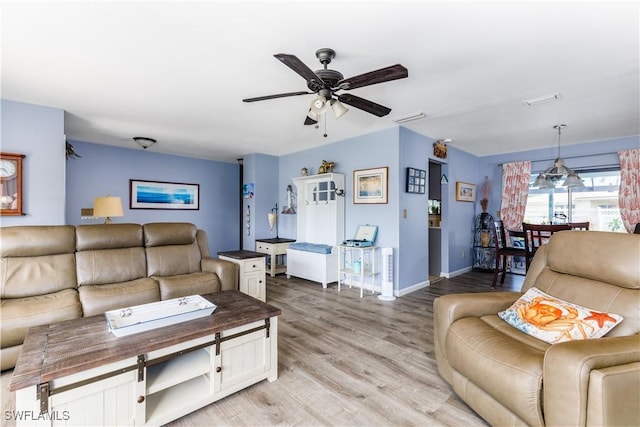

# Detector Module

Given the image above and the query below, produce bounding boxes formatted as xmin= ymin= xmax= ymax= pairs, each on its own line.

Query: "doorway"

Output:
xmin=428 ymin=161 xmax=443 ymax=282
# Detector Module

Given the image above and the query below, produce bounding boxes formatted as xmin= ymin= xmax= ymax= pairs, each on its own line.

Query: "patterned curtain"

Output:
xmin=500 ymin=161 xmax=532 ymax=231
xmin=618 ymin=149 xmax=640 ymax=233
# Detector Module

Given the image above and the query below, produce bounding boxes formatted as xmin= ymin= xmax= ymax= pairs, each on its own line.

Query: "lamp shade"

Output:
xmin=562 ymin=172 xmax=585 ymax=188
xmin=310 ymin=96 xmax=326 ymax=115
xmin=533 ymin=173 xmax=553 ymax=189
xmin=330 ymin=99 xmax=348 ymax=119
xmin=93 ymin=196 xmax=124 ymax=223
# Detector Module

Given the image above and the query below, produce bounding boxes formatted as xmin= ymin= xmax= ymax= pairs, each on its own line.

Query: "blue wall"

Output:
xmin=241 ymin=153 xmax=279 ymax=250
xmin=0 ymin=100 xmax=66 ymax=226
xmin=65 ymin=140 xmax=240 ymax=256
xmin=5 ymin=99 xmax=638 ymax=296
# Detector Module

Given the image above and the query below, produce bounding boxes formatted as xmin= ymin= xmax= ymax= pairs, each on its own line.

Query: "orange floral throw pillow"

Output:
xmin=498 ymin=287 xmax=623 ymax=344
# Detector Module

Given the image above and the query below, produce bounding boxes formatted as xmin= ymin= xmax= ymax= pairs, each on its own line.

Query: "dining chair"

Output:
xmin=569 ymin=221 xmax=590 ymax=230
xmin=522 ymin=223 xmax=572 ymax=271
xmin=491 ymin=220 xmax=526 ymax=289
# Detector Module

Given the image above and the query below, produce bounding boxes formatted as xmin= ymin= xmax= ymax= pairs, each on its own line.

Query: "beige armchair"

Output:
xmin=434 ymin=231 xmax=640 ymax=426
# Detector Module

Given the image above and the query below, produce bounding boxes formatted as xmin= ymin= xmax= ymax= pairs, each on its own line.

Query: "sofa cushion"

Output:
xmin=76 ymin=247 xmax=148 ymax=286
xmin=499 ymin=287 xmax=623 ymax=344
xmin=1 ymin=226 xmax=77 ymax=299
xmin=1 ymin=253 xmax=77 ymax=299
xmin=144 ymin=222 xmax=197 ymax=247
xmin=154 ymin=272 xmax=221 ymax=300
xmin=0 ymin=225 xmax=75 ymax=257
xmin=79 ymin=278 xmax=160 ymax=317
xmin=146 ymin=243 xmax=202 ymax=276
xmin=289 ymin=242 xmax=333 ymax=254
xmin=446 ymin=316 xmax=546 ymax=426
xmin=76 ymin=223 xmax=144 ymax=251
xmin=1 ymin=289 xmax=82 ymax=347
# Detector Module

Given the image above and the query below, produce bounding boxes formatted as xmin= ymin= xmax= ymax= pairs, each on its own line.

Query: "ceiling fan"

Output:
xmin=242 ymin=48 xmax=408 ymax=125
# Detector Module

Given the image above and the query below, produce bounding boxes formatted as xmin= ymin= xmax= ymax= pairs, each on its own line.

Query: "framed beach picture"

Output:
xmin=353 ymin=167 xmax=388 ymax=204
xmin=455 ymin=181 xmax=476 ymax=202
xmin=130 ymin=179 xmax=199 ymax=210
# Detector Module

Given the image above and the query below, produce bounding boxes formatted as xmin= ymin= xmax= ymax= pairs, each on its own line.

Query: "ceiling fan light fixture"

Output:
xmin=330 ymin=99 xmax=348 ymax=119
xmin=305 ymin=109 xmax=318 ymax=125
xmin=310 ymin=96 xmax=326 ymax=114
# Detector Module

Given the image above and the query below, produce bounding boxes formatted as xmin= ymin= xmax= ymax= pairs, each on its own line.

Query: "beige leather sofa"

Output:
xmin=1 ymin=222 xmax=238 ymax=371
xmin=435 ymin=231 xmax=640 ymax=426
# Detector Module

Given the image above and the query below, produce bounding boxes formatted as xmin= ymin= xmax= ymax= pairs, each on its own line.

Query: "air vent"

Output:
xmin=393 ymin=112 xmax=427 ymax=124
xmin=522 ymin=93 xmax=562 ymax=106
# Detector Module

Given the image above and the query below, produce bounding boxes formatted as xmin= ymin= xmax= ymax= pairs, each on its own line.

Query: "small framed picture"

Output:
xmin=406 ymin=167 xmax=426 ymax=194
xmin=354 ymin=167 xmax=388 ymax=204
xmin=455 ymin=181 xmax=476 ymax=202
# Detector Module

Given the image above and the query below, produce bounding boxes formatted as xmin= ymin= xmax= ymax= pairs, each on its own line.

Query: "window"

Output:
xmin=524 ymin=169 xmax=624 ymax=232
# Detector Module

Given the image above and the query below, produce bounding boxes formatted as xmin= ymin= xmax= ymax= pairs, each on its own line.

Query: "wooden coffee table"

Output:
xmin=10 ymin=291 xmax=281 ymax=426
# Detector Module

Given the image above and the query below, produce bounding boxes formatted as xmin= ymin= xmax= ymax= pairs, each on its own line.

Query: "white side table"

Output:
xmin=337 ymin=245 xmax=379 ymax=298
xmin=218 ymin=250 xmax=267 ymax=302
xmin=255 ymin=238 xmax=296 ymax=277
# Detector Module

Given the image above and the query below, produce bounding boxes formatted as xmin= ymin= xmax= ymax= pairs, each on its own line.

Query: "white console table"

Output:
xmin=10 ymin=291 xmax=280 ymax=427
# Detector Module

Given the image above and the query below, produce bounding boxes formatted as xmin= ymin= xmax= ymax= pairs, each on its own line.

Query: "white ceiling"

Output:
xmin=2 ymin=1 xmax=638 ymax=162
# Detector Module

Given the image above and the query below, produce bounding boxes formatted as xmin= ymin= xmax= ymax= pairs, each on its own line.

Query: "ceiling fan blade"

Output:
xmin=337 ymin=94 xmax=391 ymax=117
xmin=274 ymin=54 xmax=324 ymax=88
xmin=242 ymin=91 xmax=312 ymax=103
xmin=338 ymin=64 xmax=408 ymax=90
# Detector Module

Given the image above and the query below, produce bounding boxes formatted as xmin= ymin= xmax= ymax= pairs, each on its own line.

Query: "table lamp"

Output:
xmin=93 ymin=195 xmax=124 ymax=224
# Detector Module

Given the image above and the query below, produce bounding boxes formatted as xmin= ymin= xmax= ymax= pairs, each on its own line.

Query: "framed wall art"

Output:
xmin=353 ymin=167 xmax=388 ymax=204
xmin=130 ymin=179 xmax=200 ymax=210
xmin=455 ymin=181 xmax=476 ymax=202
xmin=1 ymin=152 xmax=25 ymax=216
xmin=406 ymin=167 xmax=426 ymax=194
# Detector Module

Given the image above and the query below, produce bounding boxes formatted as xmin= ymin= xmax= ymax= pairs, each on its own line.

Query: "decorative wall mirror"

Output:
xmin=1 ymin=152 xmax=25 ymax=216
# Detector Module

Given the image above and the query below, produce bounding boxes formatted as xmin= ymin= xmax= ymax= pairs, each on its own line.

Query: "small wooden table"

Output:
xmin=255 ymin=238 xmax=296 ymax=277
xmin=10 ymin=291 xmax=281 ymax=426
xmin=218 ymin=250 xmax=268 ymax=301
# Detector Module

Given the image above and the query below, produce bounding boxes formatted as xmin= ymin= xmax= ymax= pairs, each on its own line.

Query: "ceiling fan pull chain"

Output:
xmin=323 ymin=111 xmax=328 ymax=138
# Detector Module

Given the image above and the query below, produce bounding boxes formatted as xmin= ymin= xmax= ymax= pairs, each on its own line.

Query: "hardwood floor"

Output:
xmin=1 ymin=271 xmax=523 ymax=427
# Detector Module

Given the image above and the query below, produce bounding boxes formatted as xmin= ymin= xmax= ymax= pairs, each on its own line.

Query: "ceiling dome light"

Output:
xmin=133 ymin=137 xmax=157 ymax=150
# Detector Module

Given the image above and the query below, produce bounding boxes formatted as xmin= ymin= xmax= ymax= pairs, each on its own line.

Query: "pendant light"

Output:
xmin=534 ymin=124 xmax=584 ymax=189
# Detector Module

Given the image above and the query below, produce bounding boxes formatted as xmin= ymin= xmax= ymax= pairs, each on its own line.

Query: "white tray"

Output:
xmin=105 ymin=295 xmax=216 ymax=337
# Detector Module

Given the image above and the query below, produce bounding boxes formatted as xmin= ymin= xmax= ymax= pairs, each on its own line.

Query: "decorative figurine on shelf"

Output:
xmin=301 ymin=167 xmax=308 ymax=176
xmin=318 ymin=160 xmax=335 ymax=174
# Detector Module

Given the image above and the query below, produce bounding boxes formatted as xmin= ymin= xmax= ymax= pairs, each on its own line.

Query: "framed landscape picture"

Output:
xmin=130 ymin=179 xmax=199 ymax=210
xmin=455 ymin=181 xmax=476 ymax=202
xmin=353 ymin=167 xmax=388 ymax=204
